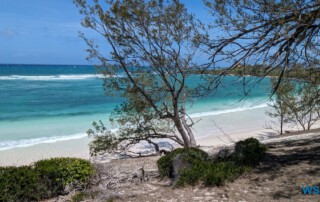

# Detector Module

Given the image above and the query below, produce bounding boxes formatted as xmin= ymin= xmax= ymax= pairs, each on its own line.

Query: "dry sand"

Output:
xmin=0 ymin=106 xmax=313 ymax=167
xmin=0 ymin=137 xmax=91 ymax=166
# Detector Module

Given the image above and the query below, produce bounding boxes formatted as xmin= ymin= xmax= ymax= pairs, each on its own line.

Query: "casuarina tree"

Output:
xmin=75 ymin=0 xmax=208 ymax=156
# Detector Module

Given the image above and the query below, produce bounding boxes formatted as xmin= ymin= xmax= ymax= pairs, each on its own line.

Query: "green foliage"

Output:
xmin=205 ymin=65 xmax=320 ymax=82
xmin=204 ymin=0 xmax=320 ymax=82
xmin=173 ymin=152 xmax=253 ymax=188
xmin=0 ymin=158 xmax=94 ymax=201
xmin=0 ymin=166 xmax=44 ymax=202
xmin=267 ymin=79 xmax=295 ymax=134
xmin=88 ymin=125 xmax=119 ymax=156
xmin=88 ymin=99 xmax=173 ymax=156
xmin=176 ymin=161 xmax=250 ymax=187
xmin=157 ymin=138 xmax=266 ymax=188
xmin=75 ymin=0 xmax=205 ymax=150
xmin=71 ymin=191 xmax=87 ymax=202
xmin=157 ymin=147 xmax=209 ymax=178
xmin=267 ymin=78 xmax=320 ymax=133
xmin=233 ymin=138 xmax=267 ymax=166
xmin=202 ymin=162 xmax=250 ymax=187
xmin=34 ymin=158 xmax=94 ymax=197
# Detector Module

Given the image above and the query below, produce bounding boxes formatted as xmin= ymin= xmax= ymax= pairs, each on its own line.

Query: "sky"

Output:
xmin=0 ymin=0 xmax=210 ymax=65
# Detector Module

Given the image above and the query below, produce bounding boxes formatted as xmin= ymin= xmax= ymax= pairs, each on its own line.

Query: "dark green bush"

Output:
xmin=202 ymin=161 xmax=250 ymax=187
xmin=157 ymin=138 xmax=266 ymax=188
xmin=234 ymin=137 xmax=267 ymax=166
xmin=157 ymin=147 xmax=209 ymax=178
xmin=0 ymin=166 xmax=44 ymax=202
xmin=71 ymin=191 xmax=87 ymax=202
xmin=0 ymin=158 xmax=94 ymax=201
xmin=34 ymin=157 xmax=94 ymax=198
xmin=174 ymin=160 xmax=209 ymax=187
xmin=175 ymin=160 xmax=250 ymax=187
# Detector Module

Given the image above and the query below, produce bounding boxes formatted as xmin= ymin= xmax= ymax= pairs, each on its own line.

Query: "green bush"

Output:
xmin=234 ymin=137 xmax=267 ymax=166
xmin=157 ymin=138 xmax=266 ymax=188
xmin=34 ymin=157 xmax=94 ymax=198
xmin=202 ymin=161 xmax=250 ymax=187
xmin=157 ymin=147 xmax=209 ymax=178
xmin=174 ymin=160 xmax=209 ymax=187
xmin=71 ymin=191 xmax=87 ymax=202
xmin=0 ymin=158 xmax=94 ymax=201
xmin=0 ymin=166 xmax=44 ymax=202
xmin=175 ymin=159 xmax=250 ymax=187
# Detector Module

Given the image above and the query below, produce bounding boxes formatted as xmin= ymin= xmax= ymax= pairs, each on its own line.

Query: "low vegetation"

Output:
xmin=233 ymin=138 xmax=267 ymax=166
xmin=157 ymin=147 xmax=209 ymax=179
xmin=0 ymin=158 xmax=94 ymax=202
xmin=0 ymin=139 xmax=266 ymax=201
xmin=157 ymin=138 xmax=267 ymax=187
xmin=0 ymin=166 xmax=44 ymax=201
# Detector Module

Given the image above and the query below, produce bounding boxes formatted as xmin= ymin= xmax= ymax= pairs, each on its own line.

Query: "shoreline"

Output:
xmin=0 ymin=137 xmax=91 ymax=167
xmin=0 ymin=105 xmax=314 ymax=167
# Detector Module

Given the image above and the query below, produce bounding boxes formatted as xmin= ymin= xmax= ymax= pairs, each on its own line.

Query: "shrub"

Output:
xmin=0 ymin=166 xmax=44 ymax=202
xmin=234 ymin=137 xmax=267 ymax=166
xmin=157 ymin=138 xmax=267 ymax=188
xmin=34 ymin=157 xmax=94 ymax=198
xmin=71 ymin=191 xmax=87 ymax=202
xmin=174 ymin=160 xmax=209 ymax=187
xmin=175 ymin=160 xmax=250 ymax=187
xmin=202 ymin=161 xmax=250 ymax=187
xmin=0 ymin=158 xmax=94 ymax=201
xmin=157 ymin=147 xmax=209 ymax=178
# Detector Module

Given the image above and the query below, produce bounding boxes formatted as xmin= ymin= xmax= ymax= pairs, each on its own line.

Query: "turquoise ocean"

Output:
xmin=0 ymin=64 xmax=271 ymax=151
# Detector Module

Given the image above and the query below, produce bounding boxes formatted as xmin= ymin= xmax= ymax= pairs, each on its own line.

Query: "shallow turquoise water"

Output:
xmin=0 ymin=64 xmax=271 ymax=150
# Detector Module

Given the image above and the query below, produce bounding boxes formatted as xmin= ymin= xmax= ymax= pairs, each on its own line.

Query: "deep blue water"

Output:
xmin=0 ymin=64 xmax=270 ymax=150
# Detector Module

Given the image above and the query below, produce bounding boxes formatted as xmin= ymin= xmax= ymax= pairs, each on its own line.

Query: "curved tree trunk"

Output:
xmin=173 ymin=117 xmax=197 ymax=148
xmin=174 ymin=118 xmax=192 ymax=148
xmin=180 ymin=107 xmax=196 ymax=147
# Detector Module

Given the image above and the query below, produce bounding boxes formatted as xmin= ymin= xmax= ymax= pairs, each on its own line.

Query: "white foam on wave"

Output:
xmin=190 ymin=103 xmax=269 ymax=118
xmin=0 ymin=74 xmax=121 ymax=81
xmin=0 ymin=133 xmax=87 ymax=151
xmin=0 ymin=102 xmax=270 ymax=150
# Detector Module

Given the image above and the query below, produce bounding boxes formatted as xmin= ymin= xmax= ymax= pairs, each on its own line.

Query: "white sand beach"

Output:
xmin=3 ymin=105 xmax=314 ymax=167
xmin=0 ymin=137 xmax=91 ymax=166
xmin=0 ymin=106 xmax=279 ymax=166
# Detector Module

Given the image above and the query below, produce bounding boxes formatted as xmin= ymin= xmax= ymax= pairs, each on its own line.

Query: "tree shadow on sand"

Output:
xmin=250 ymin=137 xmax=320 ymax=200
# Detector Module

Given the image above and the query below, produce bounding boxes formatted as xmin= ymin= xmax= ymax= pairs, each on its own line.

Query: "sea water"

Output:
xmin=0 ymin=64 xmax=271 ymax=150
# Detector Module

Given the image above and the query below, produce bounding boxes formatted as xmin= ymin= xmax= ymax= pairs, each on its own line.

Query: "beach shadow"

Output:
xmin=247 ymin=137 xmax=320 ymax=200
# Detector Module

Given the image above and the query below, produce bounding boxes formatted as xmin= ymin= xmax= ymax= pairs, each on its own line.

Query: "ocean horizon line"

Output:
xmin=0 ymin=63 xmax=93 ymax=66
xmin=0 ymin=74 xmax=105 ymax=80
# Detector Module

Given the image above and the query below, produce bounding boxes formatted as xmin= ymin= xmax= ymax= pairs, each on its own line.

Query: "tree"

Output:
xmin=266 ymin=79 xmax=294 ymax=135
xmin=204 ymin=0 xmax=320 ymax=89
xmin=88 ymin=93 xmax=177 ymax=156
xmin=267 ymin=78 xmax=320 ymax=133
xmin=287 ymin=81 xmax=320 ymax=130
xmin=75 ymin=0 xmax=206 ymax=155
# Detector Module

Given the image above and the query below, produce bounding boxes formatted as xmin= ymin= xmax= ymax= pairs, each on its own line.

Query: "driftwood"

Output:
xmin=90 ymin=162 xmax=159 ymax=194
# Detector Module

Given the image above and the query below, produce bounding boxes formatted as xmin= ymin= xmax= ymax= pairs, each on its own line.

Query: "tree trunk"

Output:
xmin=180 ymin=107 xmax=197 ymax=147
xmin=307 ymin=111 xmax=312 ymax=130
xmin=280 ymin=116 xmax=283 ymax=135
xmin=173 ymin=118 xmax=193 ymax=148
xmin=147 ymin=140 xmax=160 ymax=155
